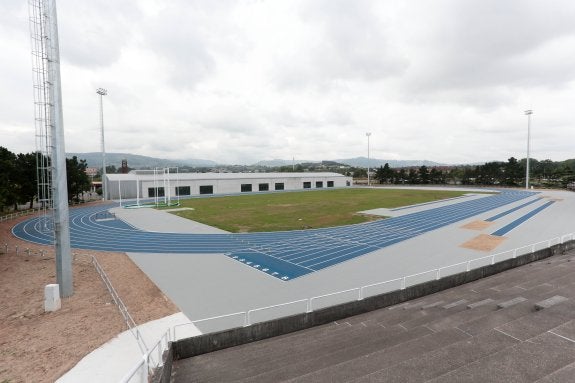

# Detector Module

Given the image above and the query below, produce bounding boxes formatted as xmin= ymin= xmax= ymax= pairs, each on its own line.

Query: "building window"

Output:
xmin=327 ymin=181 xmax=334 ymax=187
xmin=241 ymin=184 xmax=252 ymax=192
xmin=175 ymin=186 xmax=191 ymax=196
xmin=303 ymin=182 xmax=311 ymax=189
xmin=199 ymin=185 xmax=213 ymax=195
xmin=258 ymin=183 xmax=269 ymax=191
xmin=275 ymin=182 xmax=284 ymax=191
xmin=316 ymin=181 xmax=323 ymax=188
xmin=148 ymin=187 xmax=165 ymax=197
xmin=346 ymin=181 xmax=351 ymax=186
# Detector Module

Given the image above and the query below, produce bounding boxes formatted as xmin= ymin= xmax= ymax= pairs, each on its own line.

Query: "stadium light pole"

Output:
xmin=97 ymin=88 xmax=107 ymax=200
xmin=525 ymin=110 xmax=533 ymax=190
xmin=366 ymin=132 xmax=372 ymax=186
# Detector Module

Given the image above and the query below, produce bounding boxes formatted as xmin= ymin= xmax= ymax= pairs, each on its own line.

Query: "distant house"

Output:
xmin=104 ymin=172 xmax=352 ymax=200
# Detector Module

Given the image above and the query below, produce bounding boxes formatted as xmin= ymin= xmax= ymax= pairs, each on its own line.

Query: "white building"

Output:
xmin=104 ymin=172 xmax=352 ymax=200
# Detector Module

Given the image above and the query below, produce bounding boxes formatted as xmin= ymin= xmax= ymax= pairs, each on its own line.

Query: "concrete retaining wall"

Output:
xmin=172 ymin=240 xmax=575 ymax=361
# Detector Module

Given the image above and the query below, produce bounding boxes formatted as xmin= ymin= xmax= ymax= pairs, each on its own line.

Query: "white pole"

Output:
xmin=97 ymin=88 xmax=107 ymax=200
xmin=153 ymin=168 xmax=158 ymax=205
xmin=525 ymin=110 xmax=533 ymax=190
xmin=136 ymin=175 xmax=140 ymax=206
xmin=118 ymin=178 xmax=122 ymax=207
xmin=366 ymin=132 xmax=371 ymax=186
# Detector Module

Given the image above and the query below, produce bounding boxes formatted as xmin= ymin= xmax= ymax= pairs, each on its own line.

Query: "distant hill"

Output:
xmin=67 ymin=152 xmax=218 ymax=168
xmin=335 ymin=157 xmax=446 ymax=168
xmin=253 ymin=159 xmax=317 ymax=167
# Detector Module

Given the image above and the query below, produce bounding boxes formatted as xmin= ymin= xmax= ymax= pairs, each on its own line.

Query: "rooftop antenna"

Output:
xmin=29 ymin=0 xmax=73 ymax=297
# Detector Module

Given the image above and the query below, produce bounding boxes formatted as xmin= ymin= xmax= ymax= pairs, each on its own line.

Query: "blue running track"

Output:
xmin=13 ymin=190 xmax=538 ymax=281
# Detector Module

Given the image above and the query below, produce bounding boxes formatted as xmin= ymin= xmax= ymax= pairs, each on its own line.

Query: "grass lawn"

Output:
xmin=169 ymin=188 xmax=468 ymax=233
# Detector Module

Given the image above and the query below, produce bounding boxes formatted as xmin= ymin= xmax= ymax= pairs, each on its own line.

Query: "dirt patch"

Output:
xmin=460 ymin=220 xmax=494 ymax=231
xmin=460 ymin=234 xmax=507 ymax=252
xmin=0 ymin=209 xmax=178 ymax=383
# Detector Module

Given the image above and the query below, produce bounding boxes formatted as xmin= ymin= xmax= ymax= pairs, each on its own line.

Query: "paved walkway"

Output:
xmin=56 ymin=312 xmax=200 ymax=383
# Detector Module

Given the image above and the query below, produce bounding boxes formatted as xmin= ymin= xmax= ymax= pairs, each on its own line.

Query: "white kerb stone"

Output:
xmin=44 ymin=284 xmax=61 ymax=312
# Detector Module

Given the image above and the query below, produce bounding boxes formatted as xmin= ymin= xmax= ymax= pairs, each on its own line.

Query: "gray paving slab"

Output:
xmin=111 ymin=206 xmax=229 ymax=234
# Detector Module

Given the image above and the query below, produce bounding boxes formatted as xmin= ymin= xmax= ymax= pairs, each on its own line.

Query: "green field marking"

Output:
xmin=169 ymin=188 xmax=467 ymax=233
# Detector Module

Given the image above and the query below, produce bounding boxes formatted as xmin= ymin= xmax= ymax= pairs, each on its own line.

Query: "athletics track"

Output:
xmin=12 ymin=190 xmax=547 ymax=281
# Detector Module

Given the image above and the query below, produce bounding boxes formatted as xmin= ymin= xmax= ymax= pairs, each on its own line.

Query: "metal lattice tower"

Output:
xmin=29 ymin=0 xmax=53 ymax=230
xmin=28 ymin=0 xmax=74 ymax=297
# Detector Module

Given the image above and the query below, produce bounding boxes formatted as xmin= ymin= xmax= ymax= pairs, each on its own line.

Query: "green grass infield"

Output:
xmin=168 ymin=188 xmax=468 ymax=233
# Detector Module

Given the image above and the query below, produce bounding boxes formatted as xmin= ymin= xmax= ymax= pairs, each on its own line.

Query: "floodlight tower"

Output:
xmin=525 ymin=110 xmax=533 ymax=190
xmin=366 ymin=132 xmax=372 ymax=186
xmin=97 ymin=88 xmax=107 ymax=199
xmin=28 ymin=0 xmax=73 ymax=297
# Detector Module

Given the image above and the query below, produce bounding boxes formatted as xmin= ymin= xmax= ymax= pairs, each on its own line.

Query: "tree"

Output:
xmin=14 ymin=152 xmax=38 ymax=209
xmin=419 ymin=165 xmax=429 ymax=184
xmin=504 ymin=157 xmax=523 ymax=186
xmin=0 ymin=147 xmax=17 ymax=212
xmin=67 ymin=156 xmax=91 ymax=202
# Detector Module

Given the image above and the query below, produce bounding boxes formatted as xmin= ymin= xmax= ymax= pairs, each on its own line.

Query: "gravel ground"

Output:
xmin=0 ymin=207 xmax=178 ymax=383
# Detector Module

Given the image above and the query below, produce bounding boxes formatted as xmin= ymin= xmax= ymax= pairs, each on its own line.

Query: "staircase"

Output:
xmin=172 ymin=250 xmax=575 ymax=382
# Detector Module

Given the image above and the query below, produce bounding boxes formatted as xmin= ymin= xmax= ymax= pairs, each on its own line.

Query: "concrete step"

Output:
xmin=487 ymin=256 xmax=573 ymax=292
xmin=517 ymin=264 xmax=575 ymax=291
xmin=180 ymin=322 xmax=412 ymax=382
xmin=236 ymin=326 xmax=434 ymax=383
xmin=535 ymin=361 xmax=575 ymax=383
xmin=172 ymin=320 xmax=368 ymax=381
xmin=464 ymin=255 xmax=570 ymax=293
xmin=350 ymin=329 xmax=520 ymax=383
xmin=426 ymin=335 xmax=575 ymax=383
xmin=494 ymin=301 xmax=575 ymax=342
xmin=283 ymin=327 xmax=470 ymax=383
xmin=456 ymin=283 xmax=574 ymax=336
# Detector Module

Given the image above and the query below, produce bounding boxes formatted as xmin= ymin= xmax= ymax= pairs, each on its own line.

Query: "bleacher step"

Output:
xmin=535 ymin=295 xmax=568 ymax=311
xmin=497 ymin=296 xmax=527 ymax=309
xmin=426 ymin=338 xmax=575 ymax=382
xmin=283 ymin=327 xmax=469 ymax=383
xmin=236 ymin=326 xmax=433 ymax=383
xmin=349 ymin=330 xmax=519 ymax=383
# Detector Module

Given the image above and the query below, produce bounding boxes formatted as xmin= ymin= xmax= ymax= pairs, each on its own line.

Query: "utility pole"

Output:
xmin=29 ymin=0 xmax=73 ymax=297
xmin=525 ymin=110 xmax=533 ymax=190
xmin=97 ymin=88 xmax=107 ymax=199
xmin=366 ymin=132 xmax=372 ymax=186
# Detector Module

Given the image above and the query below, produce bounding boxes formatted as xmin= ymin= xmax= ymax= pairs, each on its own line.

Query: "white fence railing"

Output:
xmin=0 ymin=208 xmax=41 ymax=222
xmin=164 ymin=233 xmax=573 ymax=350
xmin=0 ymin=198 xmax=103 ymax=223
xmin=74 ymin=253 xmax=149 ymax=355
xmin=120 ymin=329 xmax=171 ymax=383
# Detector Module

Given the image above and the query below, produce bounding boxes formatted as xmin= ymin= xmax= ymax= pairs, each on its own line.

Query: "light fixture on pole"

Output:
xmin=97 ymin=88 xmax=107 ymax=200
xmin=366 ymin=132 xmax=372 ymax=186
xmin=524 ymin=110 xmax=533 ymax=190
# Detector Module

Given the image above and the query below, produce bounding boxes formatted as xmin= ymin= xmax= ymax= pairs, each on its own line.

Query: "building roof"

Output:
xmin=105 ymin=172 xmax=348 ymax=182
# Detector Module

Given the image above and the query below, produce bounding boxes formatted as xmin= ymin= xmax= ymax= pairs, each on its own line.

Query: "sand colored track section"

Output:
xmin=460 ymin=220 xmax=494 ymax=231
xmin=460 ymin=234 xmax=507 ymax=252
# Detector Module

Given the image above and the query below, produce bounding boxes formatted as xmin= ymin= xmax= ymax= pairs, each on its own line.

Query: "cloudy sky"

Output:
xmin=1 ymin=0 xmax=574 ymax=165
